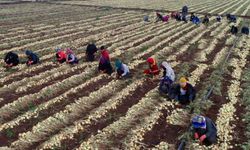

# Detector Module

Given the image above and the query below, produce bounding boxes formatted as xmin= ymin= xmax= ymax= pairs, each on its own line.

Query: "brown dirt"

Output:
xmin=0 ymin=65 xmax=88 ymax=120
xmin=58 ymin=79 xmax=159 ymax=150
xmin=0 ymin=76 xmax=112 ymax=147
xmin=205 ymin=73 xmax=233 ymax=121
xmin=230 ymin=102 xmax=247 ymax=149
xmin=0 ymin=64 xmax=56 ymax=87
xmin=142 ymin=108 xmax=187 ymax=147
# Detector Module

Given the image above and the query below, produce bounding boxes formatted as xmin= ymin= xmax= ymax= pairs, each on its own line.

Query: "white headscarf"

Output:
xmin=161 ymin=61 xmax=175 ymax=81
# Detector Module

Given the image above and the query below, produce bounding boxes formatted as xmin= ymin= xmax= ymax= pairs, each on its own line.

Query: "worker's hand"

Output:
xmin=194 ymin=132 xmax=199 ymax=139
xmin=199 ymin=135 xmax=206 ymax=143
xmin=28 ymin=61 xmax=33 ymax=65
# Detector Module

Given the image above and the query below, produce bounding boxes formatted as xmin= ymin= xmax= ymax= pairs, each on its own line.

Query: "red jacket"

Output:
xmin=57 ymin=51 xmax=66 ymax=60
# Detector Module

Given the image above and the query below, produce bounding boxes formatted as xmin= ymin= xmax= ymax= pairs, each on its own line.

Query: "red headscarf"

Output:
xmin=100 ymin=49 xmax=110 ymax=64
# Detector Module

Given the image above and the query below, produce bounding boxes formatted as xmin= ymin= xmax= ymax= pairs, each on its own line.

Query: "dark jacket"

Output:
xmin=171 ymin=83 xmax=196 ymax=105
xmin=190 ymin=14 xmax=195 ymax=21
xmin=203 ymin=17 xmax=209 ymax=24
xmin=194 ymin=117 xmax=217 ymax=145
xmin=86 ymin=44 xmax=98 ymax=61
xmin=26 ymin=51 xmax=39 ymax=65
xmin=227 ymin=14 xmax=236 ymax=23
xmin=159 ymin=76 xmax=173 ymax=95
xmin=182 ymin=6 xmax=188 ymax=16
xmin=231 ymin=26 xmax=238 ymax=35
xmin=98 ymin=61 xmax=113 ymax=75
xmin=241 ymin=26 xmax=249 ymax=35
xmin=4 ymin=52 xmax=19 ymax=66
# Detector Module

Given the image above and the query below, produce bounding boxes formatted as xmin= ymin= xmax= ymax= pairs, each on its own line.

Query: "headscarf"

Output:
xmin=25 ymin=50 xmax=32 ymax=56
xmin=192 ymin=115 xmax=206 ymax=129
xmin=115 ymin=59 xmax=122 ymax=69
xmin=161 ymin=61 xmax=175 ymax=81
xmin=99 ymin=49 xmax=110 ymax=64
xmin=55 ymin=48 xmax=62 ymax=53
xmin=66 ymin=48 xmax=74 ymax=54
xmin=147 ymin=57 xmax=156 ymax=65
xmin=180 ymin=77 xmax=187 ymax=83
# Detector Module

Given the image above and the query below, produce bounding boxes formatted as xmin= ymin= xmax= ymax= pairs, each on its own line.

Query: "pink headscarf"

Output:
xmin=66 ymin=48 xmax=74 ymax=54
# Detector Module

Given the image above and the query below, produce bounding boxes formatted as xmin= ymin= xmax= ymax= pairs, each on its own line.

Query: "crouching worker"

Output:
xmin=66 ymin=48 xmax=78 ymax=64
xmin=25 ymin=50 xmax=39 ymax=66
xmin=202 ymin=15 xmax=209 ymax=24
xmin=4 ymin=52 xmax=19 ymax=68
xmin=115 ymin=59 xmax=130 ymax=79
xmin=216 ymin=15 xmax=222 ymax=22
xmin=98 ymin=46 xmax=113 ymax=75
xmin=192 ymin=115 xmax=217 ymax=146
xmin=159 ymin=61 xmax=175 ymax=95
xmin=144 ymin=57 xmax=160 ymax=78
xmin=192 ymin=16 xmax=200 ymax=25
xmin=56 ymin=48 xmax=66 ymax=63
xmin=241 ymin=26 xmax=249 ymax=35
xmin=170 ymin=77 xmax=196 ymax=105
xmin=156 ymin=12 xmax=169 ymax=22
xmin=86 ymin=42 xmax=98 ymax=62
xmin=231 ymin=25 xmax=238 ymax=35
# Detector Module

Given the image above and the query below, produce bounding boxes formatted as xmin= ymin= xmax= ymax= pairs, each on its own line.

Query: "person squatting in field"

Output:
xmin=144 ymin=57 xmax=160 ymax=78
xmin=4 ymin=51 xmax=19 ymax=68
xmin=66 ymin=48 xmax=78 ymax=64
xmin=25 ymin=50 xmax=39 ymax=66
xmin=86 ymin=41 xmax=98 ymax=62
xmin=192 ymin=115 xmax=217 ymax=146
xmin=181 ymin=5 xmax=188 ymax=22
xmin=155 ymin=12 xmax=169 ymax=22
xmin=169 ymin=77 xmax=196 ymax=105
xmin=202 ymin=15 xmax=209 ymax=24
xmin=115 ymin=59 xmax=130 ymax=79
xmin=159 ymin=61 xmax=175 ymax=95
xmin=56 ymin=48 xmax=66 ymax=63
xmin=98 ymin=46 xmax=113 ymax=75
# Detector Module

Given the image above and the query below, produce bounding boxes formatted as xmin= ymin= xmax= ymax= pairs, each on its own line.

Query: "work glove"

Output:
xmin=194 ymin=132 xmax=199 ymax=139
xmin=199 ymin=135 xmax=206 ymax=143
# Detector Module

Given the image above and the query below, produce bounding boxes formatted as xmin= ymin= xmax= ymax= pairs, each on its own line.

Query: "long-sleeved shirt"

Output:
xmin=5 ymin=52 xmax=19 ymax=65
xmin=194 ymin=117 xmax=217 ymax=142
xmin=162 ymin=63 xmax=175 ymax=82
xmin=120 ymin=64 xmax=129 ymax=76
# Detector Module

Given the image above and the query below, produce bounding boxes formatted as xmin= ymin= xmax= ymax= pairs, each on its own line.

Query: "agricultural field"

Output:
xmin=0 ymin=0 xmax=250 ymax=150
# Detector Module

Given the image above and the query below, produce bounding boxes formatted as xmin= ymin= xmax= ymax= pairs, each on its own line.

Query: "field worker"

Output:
xmin=144 ymin=57 xmax=160 ymax=77
xmin=192 ymin=16 xmax=200 ymax=25
xmin=181 ymin=6 xmax=188 ymax=23
xmin=4 ymin=52 xmax=19 ymax=68
xmin=159 ymin=61 xmax=175 ymax=94
xmin=115 ymin=59 xmax=130 ymax=79
xmin=56 ymin=48 xmax=66 ymax=63
xmin=227 ymin=14 xmax=236 ymax=23
xmin=156 ymin=12 xmax=169 ymax=22
xmin=66 ymin=48 xmax=78 ymax=64
xmin=171 ymin=77 xmax=196 ymax=105
xmin=98 ymin=46 xmax=113 ymax=75
xmin=156 ymin=12 xmax=164 ymax=22
xmin=190 ymin=13 xmax=195 ymax=21
xmin=162 ymin=15 xmax=170 ymax=22
xmin=202 ymin=15 xmax=209 ymax=24
xmin=182 ymin=5 xmax=188 ymax=17
xmin=86 ymin=42 xmax=98 ymax=62
xmin=25 ymin=50 xmax=39 ymax=66
xmin=231 ymin=25 xmax=238 ymax=35
xmin=171 ymin=11 xmax=179 ymax=20
xmin=192 ymin=115 xmax=217 ymax=146
xmin=143 ymin=15 xmax=149 ymax=22
xmin=216 ymin=15 xmax=222 ymax=22
xmin=241 ymin=26 xmax=249 ymax=35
